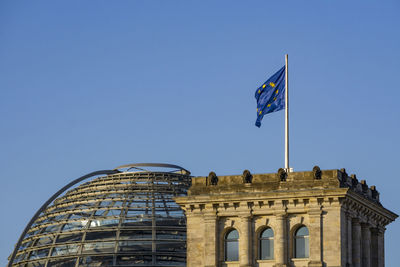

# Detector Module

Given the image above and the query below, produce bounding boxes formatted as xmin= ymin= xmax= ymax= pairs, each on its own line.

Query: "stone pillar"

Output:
xmin=370 ymin=228 xmax=379 ymax=267
xmin=377 ymin=227 xmax=385 ymax=267
xmin=239 ymin=216 xmax=252 ymax=267
xmin=361 ymin=223 xmax=371 ymax=267
xmin=186 ymin=213 xmax=204 ymax=267
xmin=204 ymin=214 xmax=218 ymax=267
xmin=274 ymin=213 xmax=287 ymax=267
xmin=346 ymin=213 xmax=353 ymax=267
xmin=308 ymin=209 xmax=323 ymax=267
xmin=352 ymin=219 xmax=362 ymax=267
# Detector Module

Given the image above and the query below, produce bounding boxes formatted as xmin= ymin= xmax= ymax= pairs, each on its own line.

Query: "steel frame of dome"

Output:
xmin=9 ymin=163 xmax=191 ymax=267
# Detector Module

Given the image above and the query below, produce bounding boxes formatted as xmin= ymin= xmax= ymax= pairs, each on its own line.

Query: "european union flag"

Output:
xmin=255 ymin=66 xmax=285 ymax=127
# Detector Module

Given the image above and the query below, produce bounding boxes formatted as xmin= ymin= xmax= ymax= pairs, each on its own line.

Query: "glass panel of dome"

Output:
xmin=156 ymin=210 xmax=169 ymax=217
xmin=89 ymin=218 xmax=119 ymax=228
xmin=52 ymin=214 xmax=69 ymax=221
xmin=113 ymin=201 xmax=124 ymax=207
xmin=168 ymin=210 xmax=184 ymax=217
xmin=14 ymin=252 xmax=26 ymax=263
xmin=79 ymin=255 xmax=114 ymax=266
xmin=51 ymin=244 xmax=80 ymax=256
xmin=167 ymin=202 xmax=180 ymax=208
xmin=55 ymin=233 xmax=82 ymax=243
xmin=94 ymin=209 xmax=107 ymax=216
xmin=157 ymin=218 xmax=184 ymax=226
xmin=35 ymin=236 xmax=54 ymax=246
xmin=85 ymin=231 xmax=116 ymax=241
xmin=99 ymin=200 xmax=112 ymax=207
xmin=79 ymin=202 xmax=97 ymax=209
xmin=28 ymin=248 xmax=50 ymax=259
xmin=126 ymin=209 xmax=146 ymax=217
xmin=26 ymin=260 xmax=46 ymax=267
xmin=43 ymin=224 xmax=62 ymax=234
xmin=107 ymin=209 xmax=122 ymax=216
xmin=118 ymin=241 xmax=152 ymax=252
xmin=69 ymin=212 xmax=92 ymax=220
xmin=62 ymin=220 xmax=88 ymax=231
xmin=19 ymin=240 xmax=33 ymax=250
xmin=47 ymin=258 xmax=77 ymax=267
xmin=82 ymin=242 xmax=115 ymax=254
xmin=121 ymin=218 xmax=152 ymax=227
xmin=119 ymin=229 xmax=152 ymax=240
xmin=54 ymin=204 xmax=77 ymax=212
xmin=25 ymin=229 xmax=41 ymax=238
xmin=157 ymin=230 xmax=185 ymax=240
xmin=121 ymin=219 xmax=152 ymax=227
xmin=157 ymin=256 xmax=186 ymax=266
xmin=157 ymin=241 xmax=186 ymax=252
xmin=116 ymin=255 xmax=152 ymax=265
xmin=128 ymin=201 xmax=147 ymax=208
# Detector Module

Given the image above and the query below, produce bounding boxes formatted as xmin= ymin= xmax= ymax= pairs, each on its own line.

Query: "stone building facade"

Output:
xmin=175 ymin=167 xmax=397 ymax=267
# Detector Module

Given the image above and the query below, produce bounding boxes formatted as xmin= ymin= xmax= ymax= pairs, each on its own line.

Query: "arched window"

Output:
xmin=294 ymin=226 xmax=309 ymax=258
xmin=225 ymin=229 xmax=239 ymax=261
xmin=259 ymin=228 xmax=274 ymax=260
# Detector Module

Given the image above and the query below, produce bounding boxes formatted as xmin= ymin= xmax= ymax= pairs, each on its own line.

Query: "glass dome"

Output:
xmin=10 ymin=164 xmax=191 ymax=267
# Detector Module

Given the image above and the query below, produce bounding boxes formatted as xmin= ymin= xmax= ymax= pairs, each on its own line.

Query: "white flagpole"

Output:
xmin=285 ymin=54 xmax=290 ymax=172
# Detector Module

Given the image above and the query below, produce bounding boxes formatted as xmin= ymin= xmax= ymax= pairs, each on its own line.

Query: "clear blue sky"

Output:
xmin=1 ymin=0 xmax=399 ymax=265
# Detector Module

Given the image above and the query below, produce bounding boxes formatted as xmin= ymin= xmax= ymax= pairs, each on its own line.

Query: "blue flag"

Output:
xmin=255 ymin=66 xmax=285 ymax=127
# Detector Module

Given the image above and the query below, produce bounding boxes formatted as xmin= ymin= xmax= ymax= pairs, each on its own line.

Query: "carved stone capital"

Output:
xmin=237 ymin=211 xmax=252 ymax=219
xmin=274 ymin=211 xmax=287 ymax=219
xmin=352 ymin=218 xmax=361 ymax=225
xmin=308 ymin=207 xmax=322 ymax=217
xmin=361 ymin=222 xmax=371 ymax=229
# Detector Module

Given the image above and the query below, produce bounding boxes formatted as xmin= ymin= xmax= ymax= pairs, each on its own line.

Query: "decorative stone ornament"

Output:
xmin=242 ymin=170 xmax=252 ymax=183
xmin=208 ymin=171 xmax=218 ymax=186
xmin=278 ymin=168 xmax=287 ymax=181
xmin=313 ymin=165 xmax=322 ymax=179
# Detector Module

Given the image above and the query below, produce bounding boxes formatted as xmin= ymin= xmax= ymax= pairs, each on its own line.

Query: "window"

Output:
xmin=259 ymin=228 xmax=274 ymax=260
xmin=294 ymin=226 xmax=309 ymax=258
xmin=225 ymin=229 xmax=239 ymax=261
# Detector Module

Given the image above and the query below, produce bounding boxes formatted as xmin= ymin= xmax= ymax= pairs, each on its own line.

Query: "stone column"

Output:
xmin=377 ymin=227 xmax=385 ymax=267
xmin=352 ymin=219 xmax=362 ymax=267
xmin=308 ymin=209 xmax=323 ymax=267
xmin=346 ymin=213 xmax=353 ymax=267
xmin=204 ymin=214 xmax=218 ymax=267
xmin=274 ymin=213 xmax=287 ymax=267
xmin=239 ymin=216 xmax=252 ymax=267
xmin=361 ymin=223 xmax=371 ymax=267
xmin=186 ymin=213 xmax=205 ymax=267
xmin=370 ymin=228 xmax=379 ymax=267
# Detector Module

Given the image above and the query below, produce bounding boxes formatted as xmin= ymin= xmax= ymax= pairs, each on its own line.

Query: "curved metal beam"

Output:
xmin=8 ymin=169 xmax=120 ymax=267
xmin=114 ymin=163 xmax=190 ymax=174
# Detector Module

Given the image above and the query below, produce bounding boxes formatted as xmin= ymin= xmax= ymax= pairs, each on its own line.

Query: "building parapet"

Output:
xmin=188 ymin=166 xmax=380 ymax=204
